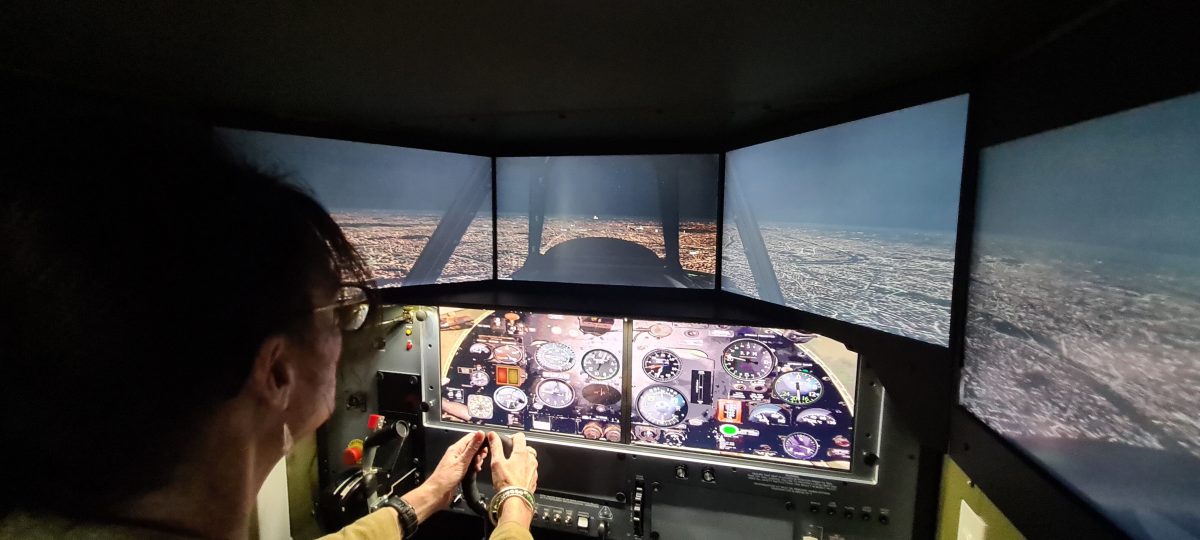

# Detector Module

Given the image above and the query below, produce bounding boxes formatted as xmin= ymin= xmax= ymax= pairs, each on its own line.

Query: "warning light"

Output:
xmin=720 ymin=424 xmax=739 ymax=436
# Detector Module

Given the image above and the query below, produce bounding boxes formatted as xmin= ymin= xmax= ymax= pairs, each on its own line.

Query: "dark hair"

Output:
xmin=0 ymin=114 xmax=369 ymax=517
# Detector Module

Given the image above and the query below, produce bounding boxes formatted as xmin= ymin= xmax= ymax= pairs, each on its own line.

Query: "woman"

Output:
xmin=0 ymin=115 xmax=537 ymax=539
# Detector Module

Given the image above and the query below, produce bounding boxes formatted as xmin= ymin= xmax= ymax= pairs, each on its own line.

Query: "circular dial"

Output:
xmin=534 ymin=379 xmax=576 ymax=409
xmin=492 ymin=344 xmax=524 ymax=364
xmin=796 ymin=408 xmax=836 ymax=426
xmin=748 ymin=403 xmax=790 ymax=425
xmin=467 ymin=395 xmax=494 ymax=419
xmin=493 ymin=386 xmax=529 ymax=412
xmin=773 ymin=371 xmax=824 ymax=405
xmin=535 ymin=342 xmax=575 ymax=371
xmin=581 ymin=349 xmax=620 ymax=380
xmin=781 ymin=432 xmax=820 ymax=460
xmin=662 ymin=431 xmax=685 ymax=447
xmin=467 ymin=342 xmax=492 ymax=362
xmin=636 ymin=385 xmax=688 ymax=427
xmin=633 ymin=425 xmax=661 ymax=443
xmin=721 ymin=339 xmax=776 ymax=381
xmin=642 ymin=350 xmax=682 ymax=382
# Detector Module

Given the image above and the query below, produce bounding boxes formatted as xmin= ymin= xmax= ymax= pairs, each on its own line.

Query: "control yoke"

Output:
xmin=461 ymin=433 xmax=514 ymax=517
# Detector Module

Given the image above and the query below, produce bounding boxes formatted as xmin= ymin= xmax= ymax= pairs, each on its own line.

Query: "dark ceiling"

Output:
xmin=1 ymin=1 xmax=1107 ymax=151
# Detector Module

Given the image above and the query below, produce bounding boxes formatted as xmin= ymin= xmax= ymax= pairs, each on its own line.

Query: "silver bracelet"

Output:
xmin=488 ymin=486 xmax=536 ymax=525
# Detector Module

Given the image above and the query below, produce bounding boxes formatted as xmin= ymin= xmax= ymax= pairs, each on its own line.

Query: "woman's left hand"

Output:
xmin=401 ymin=430 xmax=486 ymax=519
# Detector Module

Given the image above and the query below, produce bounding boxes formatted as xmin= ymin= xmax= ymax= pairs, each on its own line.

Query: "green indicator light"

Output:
xmin=720 ymin=424 xmax=738 ymax=436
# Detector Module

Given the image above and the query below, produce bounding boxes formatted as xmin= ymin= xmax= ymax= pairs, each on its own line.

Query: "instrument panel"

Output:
xmin=437 ymin=307 xmax=861 ymax=471
xmin=630 ymin=320 xmax=858 ymax=469
xmin=439 ymin=308 xmax=625 ymax=442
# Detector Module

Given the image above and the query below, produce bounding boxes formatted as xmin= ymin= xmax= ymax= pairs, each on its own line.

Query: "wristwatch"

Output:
xmin=380 ymin=496 xmax=419 ymax=539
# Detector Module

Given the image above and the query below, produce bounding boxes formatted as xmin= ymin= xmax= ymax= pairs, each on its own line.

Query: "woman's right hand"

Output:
xmin=488 ymin=432 xmax=538 ymax=492
xmin=488 ymin=432 xmax=539 ymax=528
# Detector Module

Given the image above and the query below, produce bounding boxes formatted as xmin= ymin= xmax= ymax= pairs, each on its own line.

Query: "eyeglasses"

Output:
xmin=314 ymin=285 xmax=370 ymax=331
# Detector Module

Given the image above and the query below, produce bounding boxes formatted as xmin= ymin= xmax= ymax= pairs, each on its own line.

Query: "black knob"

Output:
xmin=675 ymin=464 xmax=688 ymax=479
xmin=784 ymin=501 xmax=795 ymax=511
xmin=826 ymin=506 xmax=837 ymax=516
xmin=597 ymin=521 xmax=609 ymax=540
xmin=844 ymin=508 xmax=855 ymax=519
xmin=863 ymin=453 xmax=880 ymax=466
xmin=879 ymin=514 xmax=890 ymax=525
xmin=809 ymin=503 xmax=821 ymax=514
xmin=701 ymin=467 xmax=716 ymax=483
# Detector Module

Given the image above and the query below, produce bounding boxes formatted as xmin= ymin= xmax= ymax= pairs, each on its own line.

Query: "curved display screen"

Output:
xmin=630 ymin=320 xmax=859 ymax=469
xmin=218 ymin=129 xmax=492 ymax=287
xmin=438 ymin=307 xmax=625 ymax=442
xmin=722 ymin=95 xmax=968 ymax=345
xmin=963 ymin=91 xmax=1200 ymax=540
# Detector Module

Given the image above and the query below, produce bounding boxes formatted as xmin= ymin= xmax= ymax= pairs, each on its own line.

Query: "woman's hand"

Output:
xmin=488 ymin=432 xmax=539 ymax=528
xmin=400 ymin=430 xmax=486 ymax=523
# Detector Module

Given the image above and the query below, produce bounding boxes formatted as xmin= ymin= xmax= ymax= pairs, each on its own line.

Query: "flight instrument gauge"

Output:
xmin=781 ymin=432 xmax=820 ymax=460
xmin=492 ymin=344 xmax=524 ymax=364
xmin=535 ymin=342 xmax=575 ymax=371
xmin=748 ymin=403 xmax=790 ymax=426
xmin=642 ymin=350 xmax=682 ymax=382
xmin=773 ymin=371 xmax=824 ymax=405
xmin=467 ymin=395 xmax=494 ymax=419
xmin=582 ymin=349 xmax=619 ymax=380
xmin=534 ymin=379 xmax=576 ymax=409
xmin=636 ymin=385 xmax=688 ymax=427
xmin=796 ymin=408 xmax=836 ymax=426
xmin=721 ymin=339 xmax=776 ymax=381
xmin=493 ymin=386 xmax=529 ymax=412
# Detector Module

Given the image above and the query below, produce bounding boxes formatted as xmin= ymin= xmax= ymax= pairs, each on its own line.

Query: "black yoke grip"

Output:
xmin=461 ymin=433 xmax=514 ymax=517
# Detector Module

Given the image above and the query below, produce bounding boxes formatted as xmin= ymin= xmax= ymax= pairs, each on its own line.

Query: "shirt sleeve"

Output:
xmin=489 ymin=521 xmax=534 ymax=540
xmin=317 ymin=509 xmax=402 ymax=540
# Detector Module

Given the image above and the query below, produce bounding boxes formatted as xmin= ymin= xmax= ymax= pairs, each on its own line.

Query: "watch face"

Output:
xmin=493 ymin=386 xmax=529 ymax=412
xmin=773 ymin=371 xmax=824 ymax=405
xmin=534 ymin=379 xmax=576 ymax=409
xmin=642 ymin=349 xmax=681 ymax=382
xmin=535 ymin=342 xmax=575 ymax=371
xmin=467 ymin=395 xmax=494 ymax=419
xmin=636 ymin=385 xmax=689 ymax=427
xmin=721 ymin=339 xmax=776 ymax=381
xmin=581 ymin=349 xmax=620 ymax=380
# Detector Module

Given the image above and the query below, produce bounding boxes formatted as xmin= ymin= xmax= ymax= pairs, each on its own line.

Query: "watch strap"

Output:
xmin=381 ymin=496 xmax=419 ymax=539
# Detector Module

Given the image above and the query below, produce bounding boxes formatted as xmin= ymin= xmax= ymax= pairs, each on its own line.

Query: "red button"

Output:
xmin=367 ymin=414 xmax=386 ymax=431
xmin=406 ymin=340 xmax=413 ymax=350
xmin=342 ymin=446 xmax=363 ymax=466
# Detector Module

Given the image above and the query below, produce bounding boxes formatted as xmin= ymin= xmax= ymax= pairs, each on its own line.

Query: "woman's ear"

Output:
xmin=250 ymin=335 xmax=293 ymax=410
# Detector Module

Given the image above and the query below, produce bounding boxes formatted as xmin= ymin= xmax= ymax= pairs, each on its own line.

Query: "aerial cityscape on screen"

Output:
xmin=962 ymin=91 xmax=1200 ymax=540
xmin=497 ymin=155 xmax=719 ymax=288
xmin=217 ymin=129 xmax=493 ymax=286
xmin=722 ymin=95 xmax=968 ymax=345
